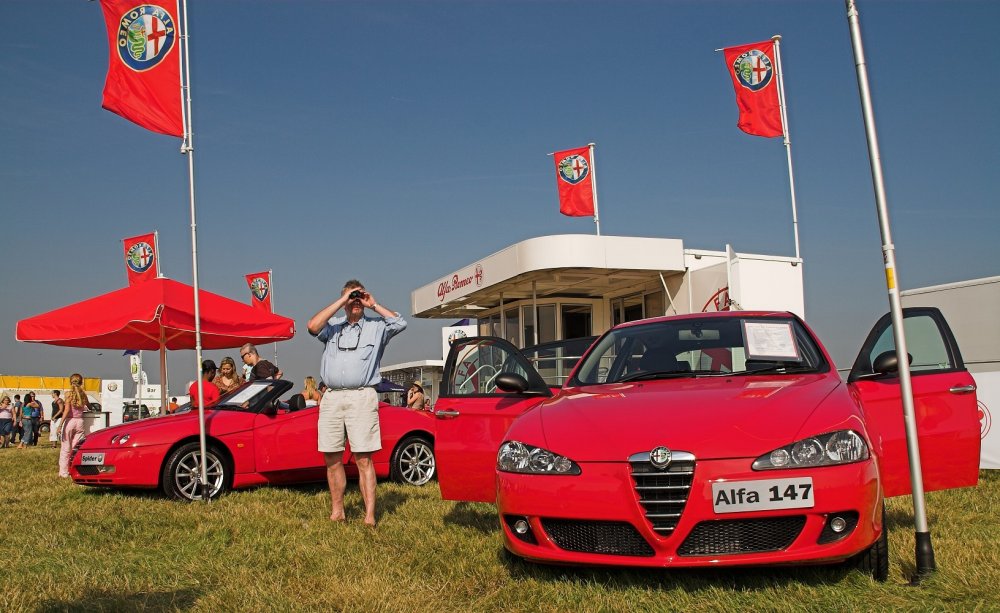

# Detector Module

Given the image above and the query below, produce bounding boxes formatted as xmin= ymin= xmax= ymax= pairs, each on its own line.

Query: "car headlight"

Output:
xmin=752 ymin=430 xmax=869 ymax=470
xmin=497 ymin=441 xmax=581 ymax=475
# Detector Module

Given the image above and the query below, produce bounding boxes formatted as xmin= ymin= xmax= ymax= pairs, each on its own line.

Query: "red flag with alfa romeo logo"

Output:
xmin=246 ymin=271 xmax=274 ymax=313
xmin=723 ymin=41 xmax=783 ymax=138
xmin=100 ymin=0 xmax=184 ymax=137
xmin=553 ymin=145 xmax=595 ymax=217
xmin=123 ymin=232 xmax=159 ymax=286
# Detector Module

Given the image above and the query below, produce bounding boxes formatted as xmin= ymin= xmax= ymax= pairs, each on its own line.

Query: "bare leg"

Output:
xmin=324 ymin=451 xmax=347 ymax=521
xmin=354 ymin=452 xmax=377 ymax=526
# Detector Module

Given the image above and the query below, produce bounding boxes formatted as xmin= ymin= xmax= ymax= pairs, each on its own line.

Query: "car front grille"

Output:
xmin=629 ymin=451 xmax=695 ymax=536
xmin=677 ymin=516 xmax=807 ymax=556
xmin=541 ymin=519 xmax=654 ymax=557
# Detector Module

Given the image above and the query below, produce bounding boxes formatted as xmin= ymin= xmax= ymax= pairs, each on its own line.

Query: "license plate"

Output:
xmin=80 ymin=452 xmax=105 ymax=465
xmin=712 ymin=477 xmax=814 ymax=514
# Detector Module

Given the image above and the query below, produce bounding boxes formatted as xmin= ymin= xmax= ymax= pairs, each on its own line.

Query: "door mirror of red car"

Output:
xmin=495 ymin=372 xmax=530 ymax=393
xmin=872 ymin=350 xmax=913 ymax=376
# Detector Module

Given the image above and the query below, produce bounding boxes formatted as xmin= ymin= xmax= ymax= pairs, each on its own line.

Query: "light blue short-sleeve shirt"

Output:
xmin=315 ymin=314 xmax=406 ymax=389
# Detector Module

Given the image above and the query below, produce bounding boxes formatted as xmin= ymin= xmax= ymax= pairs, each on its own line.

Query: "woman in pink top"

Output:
xmin=58 ymin=373 xmax=90 ymax=478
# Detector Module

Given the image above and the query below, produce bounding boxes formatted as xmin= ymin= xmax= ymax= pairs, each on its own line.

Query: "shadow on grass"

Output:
xmin=498 ymin=548 xmax=857 ymax=591
xmin=443 ymin=501 xmax=497 ymax=533
xmin=78 ymin=487 xmax=165 ymax=501
xmin=38 ymin=586 xmax=201 ymax=612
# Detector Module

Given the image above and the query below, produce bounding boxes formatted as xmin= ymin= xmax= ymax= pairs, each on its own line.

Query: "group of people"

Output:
xmin=186 ymin=344 xmax=283 ymax=408
xmin=0 ymin=374 xmax=92 ymax=478
xmin=0 ymin=390 xmax=69 ymax=449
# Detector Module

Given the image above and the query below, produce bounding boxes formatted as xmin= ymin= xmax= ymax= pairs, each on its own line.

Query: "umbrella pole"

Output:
xmin=159 ymin=334 xmax=168 ymax=416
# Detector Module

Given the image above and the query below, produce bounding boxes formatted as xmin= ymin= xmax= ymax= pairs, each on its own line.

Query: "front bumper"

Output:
xmin=70 ymin=444 xmax=170 ymax=489
xmin=496 ymin=456 xmax=881 ymax=568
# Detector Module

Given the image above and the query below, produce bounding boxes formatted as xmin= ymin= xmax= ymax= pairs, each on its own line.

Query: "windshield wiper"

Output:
xmin=619 ymin=370 xmax=698 ymax=383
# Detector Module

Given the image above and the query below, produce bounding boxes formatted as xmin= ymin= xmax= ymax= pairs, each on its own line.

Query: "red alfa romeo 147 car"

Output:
xmin=432 ymin=308 xmax=980 ymax=580
xmin=70 ymin=379 xmax=436 ymax=500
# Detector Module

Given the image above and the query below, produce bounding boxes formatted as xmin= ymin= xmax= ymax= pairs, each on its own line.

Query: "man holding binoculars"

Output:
xmin=307 ymin=279 xmax=407 ymax=526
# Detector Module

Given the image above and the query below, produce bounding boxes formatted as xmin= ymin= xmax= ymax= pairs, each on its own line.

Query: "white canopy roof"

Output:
xmin=411 ymin=234 xmax=686 ymax=318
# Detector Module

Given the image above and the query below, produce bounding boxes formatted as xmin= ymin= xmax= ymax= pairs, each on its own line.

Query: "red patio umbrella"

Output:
xmin=16 ymin=276 xmax=295 ymax=351
xmin=16 ymin=276 xmax=297 ymax=501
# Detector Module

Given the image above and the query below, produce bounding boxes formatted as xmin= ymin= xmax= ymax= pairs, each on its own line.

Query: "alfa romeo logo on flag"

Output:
xmin=733 ymin=49 xmax=774 ymax=92
xmin=116 ymin=5 xmax=177 ymax=72
xmin=125 ymin=242 xmax=155 ymax=273
xmin=250 ymin=277 xmax=269 ymax=302
xmin=557 ymin=154 xmax=590 ymax=185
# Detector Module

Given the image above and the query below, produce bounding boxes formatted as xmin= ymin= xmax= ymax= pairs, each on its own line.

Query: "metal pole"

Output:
xmin=771 ymin=35 xmax=801 ymax=260
xmin=845 ymin=0 xmax=934 ymax=581
xmin=136 ymin=351 xmax=143 ymax=410
xmin=178 ymin=0 xmax=210 ymax=503
xmin=588 ymin=143 xmax=601 ymax=235
xmin=159 ymin=330 xmax=167 ymax=414
xmin=270 ymin=269 xmax=278 ymax=367
xmin=531 ymin=281 xmax=538 ymax=346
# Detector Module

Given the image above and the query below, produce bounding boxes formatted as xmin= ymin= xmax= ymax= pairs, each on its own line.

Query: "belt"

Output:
xmin=325 ymin=386 xmax=373 ymax=392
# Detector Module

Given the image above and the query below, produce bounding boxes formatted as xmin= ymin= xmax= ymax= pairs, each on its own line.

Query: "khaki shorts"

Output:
xmin=317 ymin=387 xmax=381 ymax=453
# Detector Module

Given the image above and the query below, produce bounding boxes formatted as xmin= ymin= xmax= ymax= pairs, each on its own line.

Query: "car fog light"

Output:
xmin=513 ymin=519 xmax=530 ymax=535
xmin=830 ymin=516 xmax=847 ymax=533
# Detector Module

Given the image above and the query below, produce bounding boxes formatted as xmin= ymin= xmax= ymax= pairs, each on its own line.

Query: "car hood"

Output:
xmin=537 ymin=374 xmax=843 ymax=461
xmin=82 ymin=409 xmax=245 ymax=447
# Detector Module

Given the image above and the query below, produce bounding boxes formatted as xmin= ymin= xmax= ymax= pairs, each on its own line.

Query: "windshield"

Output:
xmin=570 ymin=316 xmax=828 ymax=385
xmin=176 ymin=380 xmax=288 ymax=413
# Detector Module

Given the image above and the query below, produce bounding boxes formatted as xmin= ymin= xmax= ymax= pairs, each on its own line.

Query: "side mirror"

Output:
xmin=495 ymin=372 xmax=530 ymax=393
xmin=872 ymin=350 xmax=913 ymax=376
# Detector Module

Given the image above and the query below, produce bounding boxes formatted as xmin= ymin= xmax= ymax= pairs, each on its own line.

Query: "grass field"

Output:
xmin=1 ymin=447 xmax=997 ymax=612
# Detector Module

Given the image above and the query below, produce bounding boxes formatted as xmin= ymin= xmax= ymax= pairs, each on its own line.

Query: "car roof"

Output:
xmin=613 ymin=310 xmax=797 ymax=330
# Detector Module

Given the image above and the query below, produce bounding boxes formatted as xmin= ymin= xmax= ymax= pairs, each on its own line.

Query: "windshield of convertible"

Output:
xmin=569 ymin=316 xmax=827 ymax=385
xmin=178 ymin=380 xmax=290 ymax=413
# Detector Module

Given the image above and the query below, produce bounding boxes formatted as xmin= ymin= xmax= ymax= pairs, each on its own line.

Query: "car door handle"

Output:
xmin=435 ymin=409 xmax=460 ymax=419
xmin=949 ymin=384 xmax=977 ymax=394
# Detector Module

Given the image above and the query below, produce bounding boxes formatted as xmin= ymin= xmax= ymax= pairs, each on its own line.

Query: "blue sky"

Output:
xmin=1 ymin=0 xmax=997 ymax=393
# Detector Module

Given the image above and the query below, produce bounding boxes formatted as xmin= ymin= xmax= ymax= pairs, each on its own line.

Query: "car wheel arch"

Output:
xmin=158 ymin=435 xmax=235 ymax=491
xmin=389 ymin=430 xmax=436 ymax=486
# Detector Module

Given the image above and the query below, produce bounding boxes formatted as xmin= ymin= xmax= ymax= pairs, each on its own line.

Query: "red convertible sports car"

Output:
xmin=432 ymin=308 xmax=980 ymax=580
xmin=70 ymin=379 xmax=436 ymax=500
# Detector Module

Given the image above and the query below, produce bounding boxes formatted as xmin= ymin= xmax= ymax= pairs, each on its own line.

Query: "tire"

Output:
xmin=854 ymin=507 xmax=889 ymax=582
xmin=390 ymin=435 xmax=435 ymax=486
xmin=39 ymin=422 xmax=50 ymax=434
xmin=161 ymin=442 xmax=230 ymax=501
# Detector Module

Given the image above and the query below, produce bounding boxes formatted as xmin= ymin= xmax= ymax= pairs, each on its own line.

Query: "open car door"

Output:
xmin=434 ymin=337 xmax=552 ymax=503
xmin=848 ymin=307 xmax=980 ymax=497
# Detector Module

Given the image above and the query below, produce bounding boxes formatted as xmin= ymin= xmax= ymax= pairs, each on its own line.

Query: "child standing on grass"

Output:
xmin=58 ymin=374 xmax=90 ymax=478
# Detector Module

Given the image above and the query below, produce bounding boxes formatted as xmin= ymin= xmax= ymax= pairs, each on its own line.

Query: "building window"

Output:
xmin=504 ymin=308 xmax=520 ymax=346
xmin=523 ymin=304 xmax=556 ymax=347
xmin=561 ymin=304 xmax=592 ymax=339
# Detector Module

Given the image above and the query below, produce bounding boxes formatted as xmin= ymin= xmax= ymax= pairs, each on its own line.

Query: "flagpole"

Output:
xmin=845 ymin=0 xmax=934 ymax=582
xmin=178 ymin=0 xmax=210 ymax=503
xmin=588 ymin=143 xmax=601 ymax=236
xmin=771 ymin=35 xmax=801 ymax=260
xmin=270 ymin=269 xmax=278 ymax=367
xmin=154 ymin=230 xmax=163 ymax=277
xmin=154 ymin=230 xmax=169 ymax=411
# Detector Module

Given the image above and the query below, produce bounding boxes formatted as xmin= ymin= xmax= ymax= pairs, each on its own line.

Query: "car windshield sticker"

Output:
xmin=743 ymin=321 xmax=802 ymax=361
